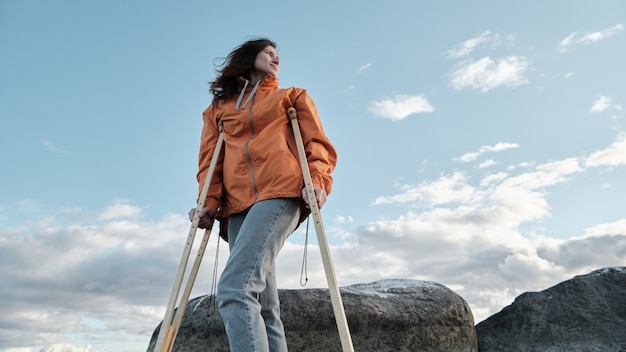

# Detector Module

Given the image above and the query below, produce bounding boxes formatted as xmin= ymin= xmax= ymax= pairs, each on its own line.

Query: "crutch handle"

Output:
xmin=287 ymin=107 xmax=298 ymax=120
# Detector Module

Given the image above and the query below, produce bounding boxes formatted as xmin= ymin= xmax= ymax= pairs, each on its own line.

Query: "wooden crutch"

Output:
xmin=287 ymin=107 xmax=355 ymax=352
xmin=153 ymin=122 xmax=225 ymax=352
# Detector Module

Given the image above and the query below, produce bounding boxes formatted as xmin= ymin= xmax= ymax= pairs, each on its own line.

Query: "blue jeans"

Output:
xmin=217 ymin=198 xmax=301 ymax=352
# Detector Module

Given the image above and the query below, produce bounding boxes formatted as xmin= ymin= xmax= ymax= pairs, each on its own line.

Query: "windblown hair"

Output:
xmin=210 ymin=37 xmax=277 ymax=105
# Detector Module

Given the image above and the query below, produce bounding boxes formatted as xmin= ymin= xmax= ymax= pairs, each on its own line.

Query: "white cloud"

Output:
xmin=368 ymin=94 xmax=434 ymax=121
xmin=504 ymin=158 xmax=582 ymax=188
xmin=0 ymin=208 xmax=226 ymax=350
xmin=449 ymin=56 xmax=529 ymax=92
xmin=485 ymin=142 xmax=520 ymax=153
xmin=41 ymin=139 xmax=67 ymax=154
xmin=579 ymin=23 xmax=624 ymax=43
xmin=358 ymin=136 xmax=626 ymax=322
xmin=589 ymin=95 xmax=611 ymax=113
xmin=478 ymin=159 xmax=497 ymax=168
xmin=479 ymin=172 xmax=508 ymax=187
xmin=582 ymin=218 xmax=626 ymax=238
xmin=342 ymin=85 xmax=356 ymax=95
xmin=356 ymin=63 xmax=372 ymax=73
xmin=347 ymin=209 xmax=626 ymax=322
xmin=558 ymin=32 xmax=578 ymax=51
xmin=375 ymin=149 xmax=580 ymax=228
xmin=458 ymin=151 xmax=480 ymax=162
xmin=41 ymin=344 xmax=92 ymax=352
xmin=447 ymin=30 xmax=499 ymax=59
xmin=334 ymin=215 xmax=354 ymax=224
xmin=372 ymin=172 xmax=474 ymax=206
xmin=557 ymin=23 xmax=624 ymax=52
xmin=458 ymin=142 xmax=520 ymax=162
xmin=98 ymin=199 xmax=142 ymax=220
xmin=585 ymin=132 xmax=626 ymax=167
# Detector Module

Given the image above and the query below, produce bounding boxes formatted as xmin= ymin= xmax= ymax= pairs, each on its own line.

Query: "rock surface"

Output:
xmin=147 ymin=279 xmax=478 ymax=352
xmin=476 ymin=267 xmax=626 ymax=352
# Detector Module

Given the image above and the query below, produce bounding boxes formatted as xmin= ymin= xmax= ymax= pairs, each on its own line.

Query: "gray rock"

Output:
xmin=476 ymin=267 xmax=626 ymax=352
xmin=147 ymin=279 xmax=478 ymax=352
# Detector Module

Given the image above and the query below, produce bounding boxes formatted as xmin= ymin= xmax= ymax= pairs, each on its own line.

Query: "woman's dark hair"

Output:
xmin=210 ymin=37 xmax=277 ymax=105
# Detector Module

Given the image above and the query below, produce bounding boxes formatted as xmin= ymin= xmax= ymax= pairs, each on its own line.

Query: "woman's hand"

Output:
xmin=301 ymin=187 xmax=327 ymax=209
xmin=188 ymin=207 xmax=214 ymax=229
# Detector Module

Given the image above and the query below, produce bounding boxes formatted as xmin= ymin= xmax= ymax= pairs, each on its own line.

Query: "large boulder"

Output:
xmin=476 ymin=267 xmax=626 ymax=352
xmin=147 ymin=279 xmax=478 ymax=352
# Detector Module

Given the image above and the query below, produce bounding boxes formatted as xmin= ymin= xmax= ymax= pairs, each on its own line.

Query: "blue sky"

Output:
xmin=1 ymin=1 xmax=625 ymax=351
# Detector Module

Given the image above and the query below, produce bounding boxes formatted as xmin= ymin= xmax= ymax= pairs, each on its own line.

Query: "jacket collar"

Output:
xmin=235 ymin=74 xmax=279 ymax=110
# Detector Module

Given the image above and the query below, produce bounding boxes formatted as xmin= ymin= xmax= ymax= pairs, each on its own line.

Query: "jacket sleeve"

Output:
xmin=196 ymin=104 xmax=224 ymax=216
xmin=290 ymin=89 xmax=338 ymax=195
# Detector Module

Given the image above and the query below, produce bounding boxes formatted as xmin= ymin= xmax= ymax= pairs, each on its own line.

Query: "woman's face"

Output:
xmin=252 ymin=45 xmax=280 ymax=78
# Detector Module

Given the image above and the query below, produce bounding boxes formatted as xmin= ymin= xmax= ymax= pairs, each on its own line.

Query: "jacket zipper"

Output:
xmin=244 ymin=95 xmax=259 ymax=202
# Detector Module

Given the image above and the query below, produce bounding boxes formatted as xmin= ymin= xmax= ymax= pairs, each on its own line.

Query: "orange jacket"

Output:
xmin=197 ymin=74 xmax=337 ymax=221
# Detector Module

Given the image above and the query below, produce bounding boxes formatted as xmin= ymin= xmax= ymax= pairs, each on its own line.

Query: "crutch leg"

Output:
xmin=154 ymin=123 xmax=225 ymax=352
xmin=287 ymin=107 xmax=355 ymax=352
xmin=160 ymin=220 xmax=215 ymax=351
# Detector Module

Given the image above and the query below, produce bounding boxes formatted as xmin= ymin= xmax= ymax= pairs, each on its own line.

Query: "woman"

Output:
xmin=189 ymin=37 xmax=337 ymax=351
